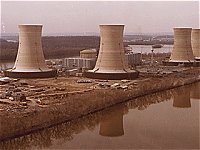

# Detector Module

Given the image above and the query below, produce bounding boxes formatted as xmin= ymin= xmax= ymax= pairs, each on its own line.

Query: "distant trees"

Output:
xmin=0 ymin=36 xmax=100 ymax=61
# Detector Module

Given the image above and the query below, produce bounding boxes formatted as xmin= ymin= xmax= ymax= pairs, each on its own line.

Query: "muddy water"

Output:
xmin=0 ymin=82 xmax=199 ymax=149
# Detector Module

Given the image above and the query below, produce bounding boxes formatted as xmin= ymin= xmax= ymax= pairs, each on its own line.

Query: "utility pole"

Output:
xmin=151 ymin=48 xmax=154 ymax=66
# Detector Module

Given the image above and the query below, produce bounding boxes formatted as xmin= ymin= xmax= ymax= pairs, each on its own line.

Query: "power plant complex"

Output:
xmin=2 ymin=24 xmax=200 ymax=79
xmin=1 ymin=22 xmax=200 ymax=146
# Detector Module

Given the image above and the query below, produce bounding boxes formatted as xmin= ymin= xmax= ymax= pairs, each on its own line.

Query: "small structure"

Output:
xmin=125 ymin=53 xmax=142 ymax=67
xmin=80 ymin=49 xmax=97 ymax=59
xmin=4 ymin=24 xmax=57 ymax=78
xmin=85 ymin=24 xmax=139 ymax=80
xmin=63 ymin=58 xmax=96 ymax=70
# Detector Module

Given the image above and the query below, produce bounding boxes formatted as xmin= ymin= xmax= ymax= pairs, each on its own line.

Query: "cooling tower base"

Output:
xmin=195 ymin=57 xmax=200 ymax=61
xmin=85 ymin=71 xmax=139 ymax=80
xmin=4 ymin=69 xmax=57 ymax=78
xmin=162 ymin=60 xmax=200 ymax=67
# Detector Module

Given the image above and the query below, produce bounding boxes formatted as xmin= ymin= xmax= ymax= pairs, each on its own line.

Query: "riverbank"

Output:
xmin=0 ymin=67 xmax=200 ymax=141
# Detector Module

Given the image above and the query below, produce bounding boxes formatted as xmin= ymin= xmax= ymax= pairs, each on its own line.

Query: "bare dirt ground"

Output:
xmin=0 ymin=66 xmax=200 ymax=141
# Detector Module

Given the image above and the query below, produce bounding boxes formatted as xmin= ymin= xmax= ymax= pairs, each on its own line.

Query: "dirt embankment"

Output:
xmin=0 ymin=68 xmax=200 ymax=141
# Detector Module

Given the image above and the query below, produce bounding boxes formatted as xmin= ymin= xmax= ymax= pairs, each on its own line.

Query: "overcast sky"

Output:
xmin=1 ymin=1 xmax=199 ymax=34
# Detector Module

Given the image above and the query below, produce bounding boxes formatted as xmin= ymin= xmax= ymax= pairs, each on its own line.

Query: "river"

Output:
xmin=0 ymin=82 xmax=199 ymax=149
xmin=129 ymin=44 xmax=173 ymax=53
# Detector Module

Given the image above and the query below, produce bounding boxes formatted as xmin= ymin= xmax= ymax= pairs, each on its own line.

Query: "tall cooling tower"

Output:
xmin=191 ymin=29 xmax=200 ymax=60
xmin=169 ymin=28 xmax=195 ymax=62
xmin=85 ymin=24 xmax=139 ymax=80
xmin=4 ymin=24 xmax=57 ymax=78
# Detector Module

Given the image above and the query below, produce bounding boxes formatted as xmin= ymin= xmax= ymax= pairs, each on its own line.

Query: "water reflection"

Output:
xmin=99 ymin=104 xmax=128 ymax=137
xmin=0 ymin=82 xmax=199 ymax=149
xmin=190 ymin=82 xmax=200 ymax=100
xmin=172 ymin=86 xmax=191 ymax=108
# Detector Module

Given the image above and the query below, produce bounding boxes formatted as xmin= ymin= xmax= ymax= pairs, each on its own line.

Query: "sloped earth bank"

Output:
xmin=0 ymin=68 xmax=200 ymax=141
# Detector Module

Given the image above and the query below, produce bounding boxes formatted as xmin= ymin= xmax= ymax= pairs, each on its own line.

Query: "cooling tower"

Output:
xmin=191 ymin=29 xmax=200 ymax=60
xmin=169 ymin=28 xmax=195 ymax=62
xmin=4 ymin=24 xmax=57 ymax=78
xmin=85 ymin=25 xmax=139 ymax=80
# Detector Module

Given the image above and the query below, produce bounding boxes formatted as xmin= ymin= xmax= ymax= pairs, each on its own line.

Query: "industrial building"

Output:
xmin=191 ymin=29 xmax=200 ymax=60
xmin=125 ymin=53 xmax=142 ymax=67
xmin=80 ymin=49 xmax=97 ymax=59
xmin=4 ymin=24 xmax=57 ymax=78
xmin=62 ymin=58 xmax=96 ymax=70
xmin=85 ymin=24 xmax=139 ymax=80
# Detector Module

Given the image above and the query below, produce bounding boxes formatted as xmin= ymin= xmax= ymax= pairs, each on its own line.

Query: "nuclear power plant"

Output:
xmin=191 ymin=29 xmax=200 ymax=60
xmin=85 ymin=24 xmax=139 ymax=80
xmin=4 ymin=24 xmax=57 ymax=78
xmin=169 ymin=28 xmax=195 ymax=63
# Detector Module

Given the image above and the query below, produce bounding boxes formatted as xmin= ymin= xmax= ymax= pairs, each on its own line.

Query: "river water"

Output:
xmin=129 ymin=44 xmax=173 ymax=54
xmin=0 ymin=82 xmax=199 ymax=149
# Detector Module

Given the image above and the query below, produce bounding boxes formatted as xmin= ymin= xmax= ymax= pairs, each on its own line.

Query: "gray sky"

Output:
xmin=1 ymin=1 xmax=199 ymax=34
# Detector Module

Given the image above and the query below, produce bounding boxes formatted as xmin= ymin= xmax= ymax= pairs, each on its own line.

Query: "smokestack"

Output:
xmin=191 ymin=29 xmax=200 ymax=60
xmin=169 ymin=28 xmax=195 ymax=62
xmin=4 ymin=24 xmax=57 ymax=78
xmin=85 ymin=24 xmax=138 ymax=80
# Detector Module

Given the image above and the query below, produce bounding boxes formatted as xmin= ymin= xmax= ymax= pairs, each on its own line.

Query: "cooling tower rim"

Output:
xmin=4 ymin=69 xmax=57 ymax=78
xmin=195 ymin=57 xmax=200 ymax=60
xmin=173 ymin=27 xmax=192 ymax=30
xmin=169 ymin=60 xmax=196 ymax=62
xmin=99 ymin=24 xmax=125 ymax=26
xmin=19 ymin=24 xmax=43 ymax=27
xmin=192 ymin=28 xmax=200 ymax=31
xmin=88 ymin=69 xmax=138 ymax=74
xmin=85 ymin=70 xmax=139 ymax=80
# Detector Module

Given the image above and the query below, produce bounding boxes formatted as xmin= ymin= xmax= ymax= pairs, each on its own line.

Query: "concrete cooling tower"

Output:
xmin=169 ymin=28 xmax=195 ymax=62
xmin=191 ymin=29 xmax=200 ymax=60
xmin=4 ymin=24 xmax=57 ymax=78
xmin=85 ymin=24 xmax=139 ymax=80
